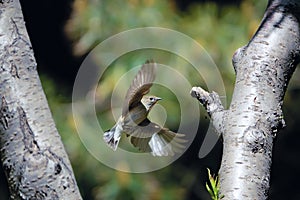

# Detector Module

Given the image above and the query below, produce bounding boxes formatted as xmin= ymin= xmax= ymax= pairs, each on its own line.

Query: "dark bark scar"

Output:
xmin=0 ymin=96 xmax=13 ymax=130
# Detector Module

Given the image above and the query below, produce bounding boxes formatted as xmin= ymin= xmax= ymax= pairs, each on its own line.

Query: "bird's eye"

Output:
xmin=150 ymin=97 xmax=154 ymax=101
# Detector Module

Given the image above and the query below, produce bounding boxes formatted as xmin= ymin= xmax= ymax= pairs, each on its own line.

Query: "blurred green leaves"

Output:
xmin=206 ymin=168 xmax=223 ymax=200
xmin=66 ymin=0 xmax=266 ymax=103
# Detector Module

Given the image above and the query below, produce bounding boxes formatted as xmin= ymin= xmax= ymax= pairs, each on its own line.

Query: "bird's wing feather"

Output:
xmin=149 ymin=127 xmax=186 ymax=156
xmin=125 ymin=119 xmax=187 ymax=156
xmin=122 ymin=60 xmax=157 ymax=116
xmin=130 ymin=136 xmax=152 ymax=152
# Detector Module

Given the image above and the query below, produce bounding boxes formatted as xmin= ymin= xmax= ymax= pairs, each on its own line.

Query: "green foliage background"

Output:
xmin=38 ymin=0 xmax=300 ymax=199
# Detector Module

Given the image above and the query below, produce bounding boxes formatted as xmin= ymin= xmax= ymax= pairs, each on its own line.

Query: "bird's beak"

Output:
xmin=156 ymin=97 xmax=162 ymax=101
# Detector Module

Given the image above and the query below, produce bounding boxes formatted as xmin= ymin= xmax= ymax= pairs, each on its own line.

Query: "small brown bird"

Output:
xmin=103 ymin=60 xmax=186 ymax=156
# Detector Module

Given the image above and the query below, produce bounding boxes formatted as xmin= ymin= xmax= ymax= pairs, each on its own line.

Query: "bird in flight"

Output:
xmin=103 ymin=60 xmax=186 ymax=156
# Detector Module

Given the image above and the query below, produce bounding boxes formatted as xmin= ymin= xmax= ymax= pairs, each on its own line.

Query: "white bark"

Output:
xmin=191 ymin=0 xmax=300 ymax=199
xmin=0 ymin=0 xmax=82 ymax=199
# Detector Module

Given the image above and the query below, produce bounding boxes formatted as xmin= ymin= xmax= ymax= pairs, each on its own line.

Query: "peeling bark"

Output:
xmin=0 ymin=0 xmax=82 ymax=199
xmin=191 ymin=0 xmax=300 ymax=199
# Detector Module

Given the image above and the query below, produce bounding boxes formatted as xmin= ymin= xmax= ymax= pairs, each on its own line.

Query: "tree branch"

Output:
xmin=191 ymin=0 xmax=300 ymax=199
xmin=190 ymin=87 xmax=224 ymax=116
xmin=190 ymin=87 xmax=225 ymax=135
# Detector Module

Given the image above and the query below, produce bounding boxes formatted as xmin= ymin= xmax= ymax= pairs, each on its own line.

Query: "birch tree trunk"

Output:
xmin=0 ymin=0 xmax=82 ymax=199
xmin=191 ymin=0 xmax=300 ymax=199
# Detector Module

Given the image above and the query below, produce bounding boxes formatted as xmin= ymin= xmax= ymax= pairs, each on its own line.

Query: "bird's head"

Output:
xmin=141 ymin=95 xmax=162 ymax=111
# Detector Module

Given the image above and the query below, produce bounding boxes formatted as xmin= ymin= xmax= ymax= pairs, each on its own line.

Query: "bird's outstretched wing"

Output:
xmin=122 ymin=60 xmax=157 ymax=116
xmin=125 ymin=119 xmax=187 ymax=156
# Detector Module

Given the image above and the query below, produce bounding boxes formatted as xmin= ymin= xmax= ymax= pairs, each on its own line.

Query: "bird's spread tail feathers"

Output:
xmin=103 ymin=126 xmax=121 ymax=151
